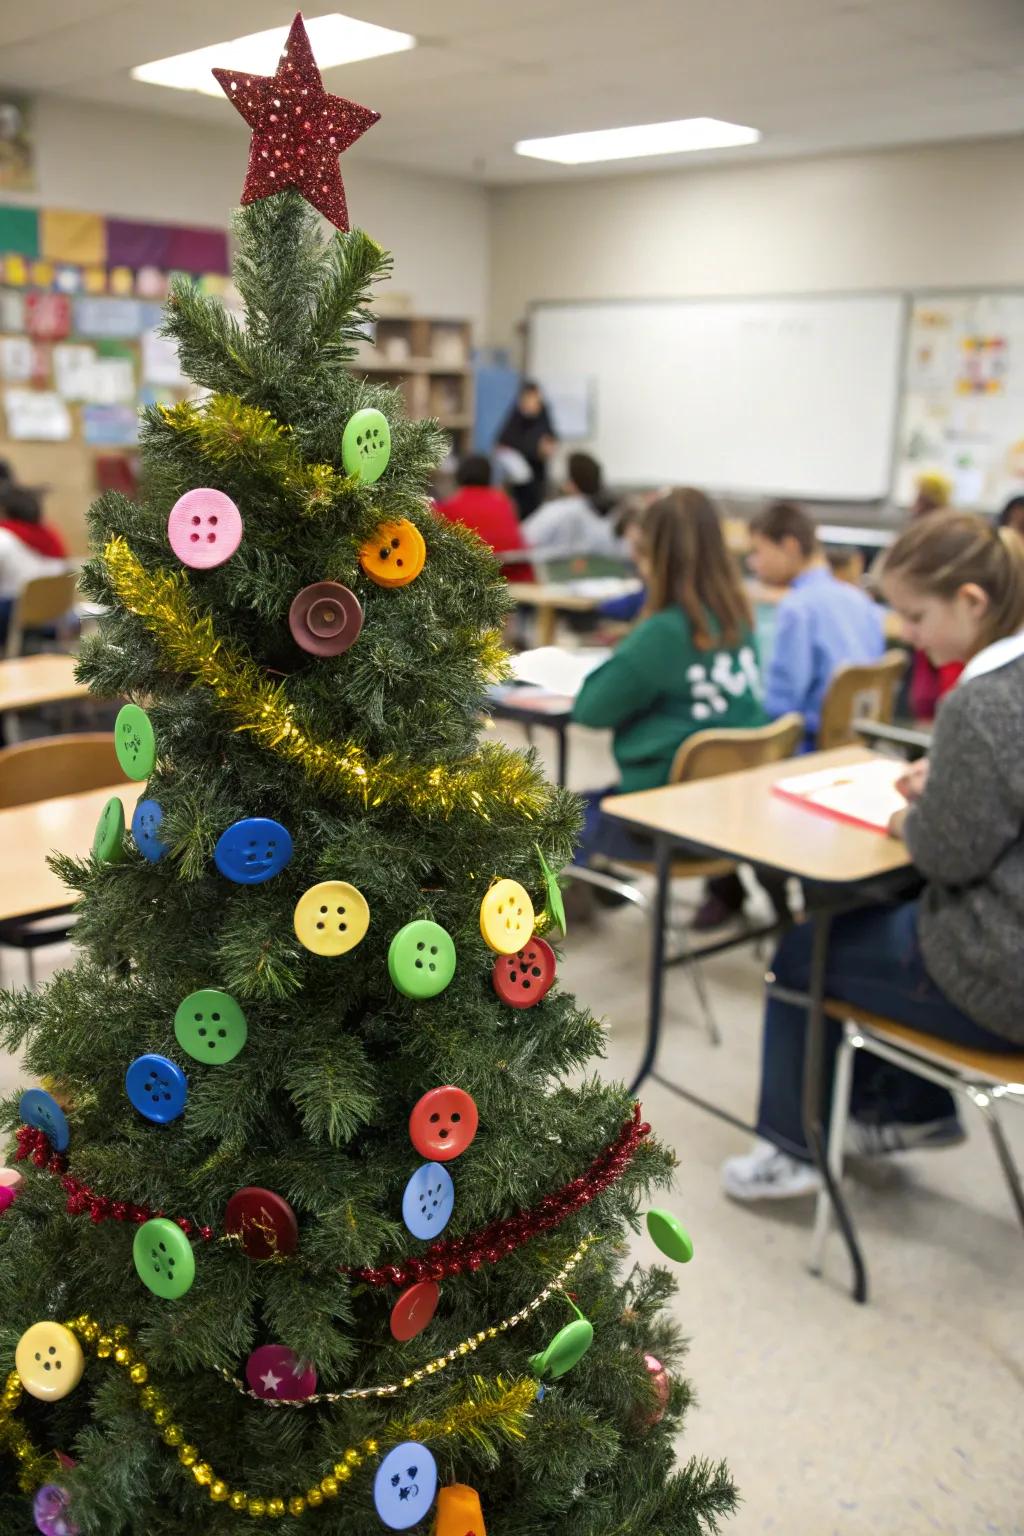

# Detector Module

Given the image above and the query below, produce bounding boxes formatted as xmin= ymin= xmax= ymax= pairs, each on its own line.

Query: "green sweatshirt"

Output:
xmin=573 ymin=606 xmax=765 ymax=793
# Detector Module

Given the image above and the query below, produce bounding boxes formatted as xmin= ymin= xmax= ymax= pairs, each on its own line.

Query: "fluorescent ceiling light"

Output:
xmin=132 ymin=14 xmax=415 ymax=96
xmin=515 ymin=117 xmax=760 ymax=165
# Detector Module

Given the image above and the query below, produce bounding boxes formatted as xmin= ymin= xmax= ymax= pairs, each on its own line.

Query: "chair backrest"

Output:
xmin=669 ymin=712 xmax=805 ymax=786
xmin=0 ymin=733 xmax=117 ymax=810
xmin=817 ymin=649 xmax=908 ymax=751
xmin=5 ymin=571 xmax=79 ymax=658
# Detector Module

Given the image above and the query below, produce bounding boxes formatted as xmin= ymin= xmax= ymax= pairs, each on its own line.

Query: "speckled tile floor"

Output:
xmin=1 ymin=715 xmax=1021 ymax=1535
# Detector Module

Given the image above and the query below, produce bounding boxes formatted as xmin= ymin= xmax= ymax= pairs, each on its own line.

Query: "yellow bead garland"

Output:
xmin=1 ymin=1316 xmax=537 ymax=1519
xmin=103 ymin=537 xmax=541 ymax=821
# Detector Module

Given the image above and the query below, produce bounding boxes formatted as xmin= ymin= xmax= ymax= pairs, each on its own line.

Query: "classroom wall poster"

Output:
xmin=82 ymin=403 xmax=139 ymax=446
xmin=895 ymin=294 xmax=1024 ymax=512
xmin=3 ymin=388 xmax=72 ymax=441
xmin=0 ymin=97 xmax=35 ymax=192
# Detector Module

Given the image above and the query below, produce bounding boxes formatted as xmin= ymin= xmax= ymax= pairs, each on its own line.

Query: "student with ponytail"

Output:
xmin=724 ymin=512 xmax=1024 ymax=1202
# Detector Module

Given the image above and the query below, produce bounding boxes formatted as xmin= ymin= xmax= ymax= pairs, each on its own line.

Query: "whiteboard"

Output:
xmin=895 ymin=292 xmax=1024 ymax=512
xmin=529 ymin=295 xmax=905 ymax=499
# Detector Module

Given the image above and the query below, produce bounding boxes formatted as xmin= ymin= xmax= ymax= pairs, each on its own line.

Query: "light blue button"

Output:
xmin=214 ymin=817 xmax=293 ymax=884
xmin=125 ymin=1054 xmax=187 ymax=1124
xmin=373 ymin=1442 xmax=437 ymax=1531
xmin=132 ymin=799 xmax=170 ymax=863
xmin=401 ymin=1163 xmax=454 ymax=1240
xmin=19 ymin=1089 xmax=69 ymax=1152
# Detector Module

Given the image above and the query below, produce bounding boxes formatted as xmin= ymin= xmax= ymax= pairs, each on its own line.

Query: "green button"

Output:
xmin=529 ymin=1318 xmax=594 ymax=1380
xmin=114 ymin=703 xmax=156 ymax=781
xmin=536 ymin=844 xmax=566 ymax=936
xmin=342 ymin=408 xmax=391 ymax=484
xmin=388 ymin=920 xmax=457 ymax=1000
xmin=92 ymin=796 xmax=125 ymax=864
xmin=174 ymin=988 xmax=248 ymax=1065
xmin=133 ymin=1217 xmax=195 ymax=1300
xmin=647 ymin=1208 xmax=694 ymax=1264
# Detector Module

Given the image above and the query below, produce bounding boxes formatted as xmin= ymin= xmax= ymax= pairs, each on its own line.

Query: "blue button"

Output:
xmin=125 ymin=1054 xmax=187 ymax=1124
xmin=19 ymin=1089 xmax=69 ymax=1152
xmin=132 ymin=799 xmax=170 ymax=863
xmin=373 ymin=1442 xmax=438 ymax=1531
xmin=401 ymin=1163 xmax=454 ymax=1240
xmin=214 ymin=818 xmax=293 ymax=884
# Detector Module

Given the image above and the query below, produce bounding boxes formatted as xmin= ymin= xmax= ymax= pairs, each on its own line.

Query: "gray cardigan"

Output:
xmin=904 ymin=651 xmax=1024 ymax=1044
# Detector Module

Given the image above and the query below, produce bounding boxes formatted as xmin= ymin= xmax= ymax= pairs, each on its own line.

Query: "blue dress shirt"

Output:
xmin=764 ymin=565 xmax=886 ymax=741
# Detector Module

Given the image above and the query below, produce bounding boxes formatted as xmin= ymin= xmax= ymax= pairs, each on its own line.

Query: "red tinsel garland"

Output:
xmin=343 ymin=1103 xmax=652 ymax=1287
xmin=12 ymin=1105 xmax=651 ymax=1284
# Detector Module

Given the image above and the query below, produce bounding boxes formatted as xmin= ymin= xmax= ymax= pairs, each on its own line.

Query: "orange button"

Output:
xmin=358 ymin=519 xmax=426 ymax=588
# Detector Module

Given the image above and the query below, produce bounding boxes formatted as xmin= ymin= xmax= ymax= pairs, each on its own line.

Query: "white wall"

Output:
xmin=5 ymin=95 xmax=490 ymax=331
xmin=488 ymin=137 xmax=1024 ymax=348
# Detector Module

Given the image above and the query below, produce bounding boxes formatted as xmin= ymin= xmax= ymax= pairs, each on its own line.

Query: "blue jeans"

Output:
xmin=757 ymin=901 xmax=1018 ymax=1160
xmin=573 ymin=787 xmax=654 ymax=865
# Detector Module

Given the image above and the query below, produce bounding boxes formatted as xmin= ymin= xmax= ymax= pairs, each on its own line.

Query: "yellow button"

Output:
xmin=294 ymin=880 xmax=370 ymax=957
xmin=479 ymin=878 xmax=535 ymax=955
xmin=15 ymin=1322 xmax=85 ymax=1402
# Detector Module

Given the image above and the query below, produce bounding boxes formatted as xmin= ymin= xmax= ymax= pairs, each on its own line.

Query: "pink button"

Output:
xmin=245 ymin=1344 xmax=317 ymax=1401
xmin=167 ymin=488 xmax=243 ymax=570
xmin=0 ymin=1186 xmax=15 ymax=1213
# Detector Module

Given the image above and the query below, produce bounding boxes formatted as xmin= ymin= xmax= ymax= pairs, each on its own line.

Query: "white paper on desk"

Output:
xmin=53 ymin=343 xmax=98 ymax=400
xmin=0 ymin=336 xmax=33 ymax=382
xmin=509 ymin=646 xmax=610 ymax=696
xmin=774 ymin=758 xmax=906 ymax=833
xmin=3 ymin=388 xmax=72 ymax=442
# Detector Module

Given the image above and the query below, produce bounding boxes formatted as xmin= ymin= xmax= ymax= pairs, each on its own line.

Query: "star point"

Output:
xmin=260 ymin=1369 xmax=283 ymax=1392
xmin=214 ymin=11 xmax=380 ymax=230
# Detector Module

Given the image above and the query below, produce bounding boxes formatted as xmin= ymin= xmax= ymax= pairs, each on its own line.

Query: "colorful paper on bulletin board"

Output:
xmin=106 ymin=218 xmax=171 ymax=269
xmin=165 ymin=225 xmax=229 ymax=275
xmin=25 ymin=291 xmax=72 ymax=341
xmin=40 ymin=208 xmax=105 ymax=265
xmin=0 ymin=204 xmax=38 ymax=255
xmin=2 ymin=253 xmax=29 ymax=286
xmin=0 ymin=289 xmax=25 ymax=330
xmin=3 ymin=388 xmax=71 ymax=441
xmin=136 ymin=266 xmax=168 ymax=299
xmin=140 ymin=383 xmax=178 ymax=408
xmin=82 ymin=403 xmax=138 ymax=445
xmin=73 ymin=296 xmax=143 ymax=338
xmin=109 ymin=265 xmax=135 ymax=296
xmin=29 ymin=260 xmax=54 ymax=289
xmin=55 ymin=265 xmax=84 ymax=295
xmin=0 ymin=99 xmax=35 ymax=192
xmin=0 ymin=336 xmax=33 ymax=382
xmin=83 ymin=266 xmax=107 ymax=295
xmin=53 ymin=342 xmax=98 ymax=401
xmin=141 ymin=327 xmax=186 ymax=388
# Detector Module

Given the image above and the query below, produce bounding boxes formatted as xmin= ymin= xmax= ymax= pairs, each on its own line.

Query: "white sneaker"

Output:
xmin=721 ymin=1139 xmax=823 ymax=1202
xmin=845 ymin=1114 xmax=966 ymax=1157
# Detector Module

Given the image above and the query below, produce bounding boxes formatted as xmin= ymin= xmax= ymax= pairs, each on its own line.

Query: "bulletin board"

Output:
xmin=893 ymin=292 xmax=1024 ymax=512
xmin=0 ymin=202 xmax=237 ymax=554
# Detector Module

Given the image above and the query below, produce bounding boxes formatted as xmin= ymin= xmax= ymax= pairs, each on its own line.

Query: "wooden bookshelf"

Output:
xmin=353 ymin=316 xmax=473 ymax=456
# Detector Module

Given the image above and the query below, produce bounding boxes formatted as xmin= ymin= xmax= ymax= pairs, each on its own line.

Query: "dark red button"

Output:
xmin=409 ymin=1086 xmax=479 ymax=1162
xmin=224 ymin=1186 xmax=298 ymax=1260
xmin=492 ymin=937 xmax=556 ymax=1008
xmin=390 ymin=1280 xmax=440 ymax=1342
xmin=288 ymin=582 xmax=363 ymax=658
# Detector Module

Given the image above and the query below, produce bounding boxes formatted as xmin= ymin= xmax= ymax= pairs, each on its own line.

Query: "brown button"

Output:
xmin=288 ymin=581 xmax=363 ymax=657
xmin=224 ymin=1186 xmax=298 ymax=1261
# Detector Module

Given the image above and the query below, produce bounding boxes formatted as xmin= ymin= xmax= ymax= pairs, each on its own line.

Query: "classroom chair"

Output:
xmin=4 ymin=571 xmax=79 ymax=659
xmin=570 ymin=712 xmax=804 ymax=1044
xmin=817 ymin=649 xmax=907 ymax=751
xmin=810 ymin=1004 xmax=1024 ymax=1275
xmin=0 ymin=733 xmax=118 ymax=987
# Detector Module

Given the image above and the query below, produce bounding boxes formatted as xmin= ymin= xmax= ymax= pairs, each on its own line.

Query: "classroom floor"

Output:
xmin=1 ymin=717 xmax=1021 ymax=1536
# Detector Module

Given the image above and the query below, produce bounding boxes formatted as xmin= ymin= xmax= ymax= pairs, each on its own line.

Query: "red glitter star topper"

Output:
xmin=213 ymin=11 xmax=380 ymax=231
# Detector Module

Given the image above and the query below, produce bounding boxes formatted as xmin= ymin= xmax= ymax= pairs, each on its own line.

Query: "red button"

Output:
xmin=492 ymin=937 xmax=556 ymax=1008
xmin=390 ymin=1280 xmax=440 ymax=1342
xmin=224 ymin=1187 xmax=299 ymax=1260
xmin=409 ymin=1087 xmax=479 ymax=1162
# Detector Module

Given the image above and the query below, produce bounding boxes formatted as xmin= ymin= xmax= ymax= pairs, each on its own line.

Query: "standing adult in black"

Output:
xmin=497 ymin=379 xmax=558 ymax=519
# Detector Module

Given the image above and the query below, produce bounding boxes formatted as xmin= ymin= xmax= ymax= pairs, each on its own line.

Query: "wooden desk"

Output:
xmin=485 ymin=685 xmax=574 ymax=786
xmin=0 ymin=783 xmax=131 ymax=924
xmin=0 ymin=654 xmax=90 ymax=714
xmin=506 ymin=579 xmax=642 ymax=645
xmin=604 ymin=746 xmax=915 ymax=1304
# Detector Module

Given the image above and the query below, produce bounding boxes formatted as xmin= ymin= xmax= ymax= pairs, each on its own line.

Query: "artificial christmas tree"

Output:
xmin=0 ymin=16 xmax=736 ymax=1535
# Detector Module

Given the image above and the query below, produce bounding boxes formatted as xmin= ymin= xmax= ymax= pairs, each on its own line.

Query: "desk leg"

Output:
xmin=555 ymin=723 xmax=568 ymax=789
xmin=802 ymin=912 xmax=868 ymax=1304
xmin=537 ymin=604 xmax=557 ymax=647
xmin=629 ymin=835 xmax=670 ymax=1097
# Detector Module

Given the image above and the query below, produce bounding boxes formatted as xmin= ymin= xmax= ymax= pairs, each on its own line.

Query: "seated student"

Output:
xmin=572 ymin=487 xmax=764 ymax=863
xmin=694 ymin=500 xmax=886 ymax=930
xmin=435 ymin=454 xmax=533 ymax=581
xmin=723 ymin=512 xmax=1024 ymax=1202
xmin=999 ymin=493 xmax=1024 ymax=538
xmin=904 ymin=481 xmax=964 ymax=720
xmin=521 ymin=452 xmax=623 ymax=564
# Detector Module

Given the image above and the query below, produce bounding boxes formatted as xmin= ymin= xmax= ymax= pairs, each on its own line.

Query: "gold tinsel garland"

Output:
xmin=219 ymin=1234 xmax=597 ymax=1405
xmin=103 ymin=537 xmax=545 ymax=819
xmin=158 ymin=398 xmax=353 ymax=517
xmin=1 ymin=1320 xmax=537 ymax=1520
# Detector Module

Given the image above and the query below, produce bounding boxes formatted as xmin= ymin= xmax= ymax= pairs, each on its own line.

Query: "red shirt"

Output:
xmin=909 ymin=651 xmax=964 ymax=722
xmin=436 ymin=486 xmax=534 ymax=582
